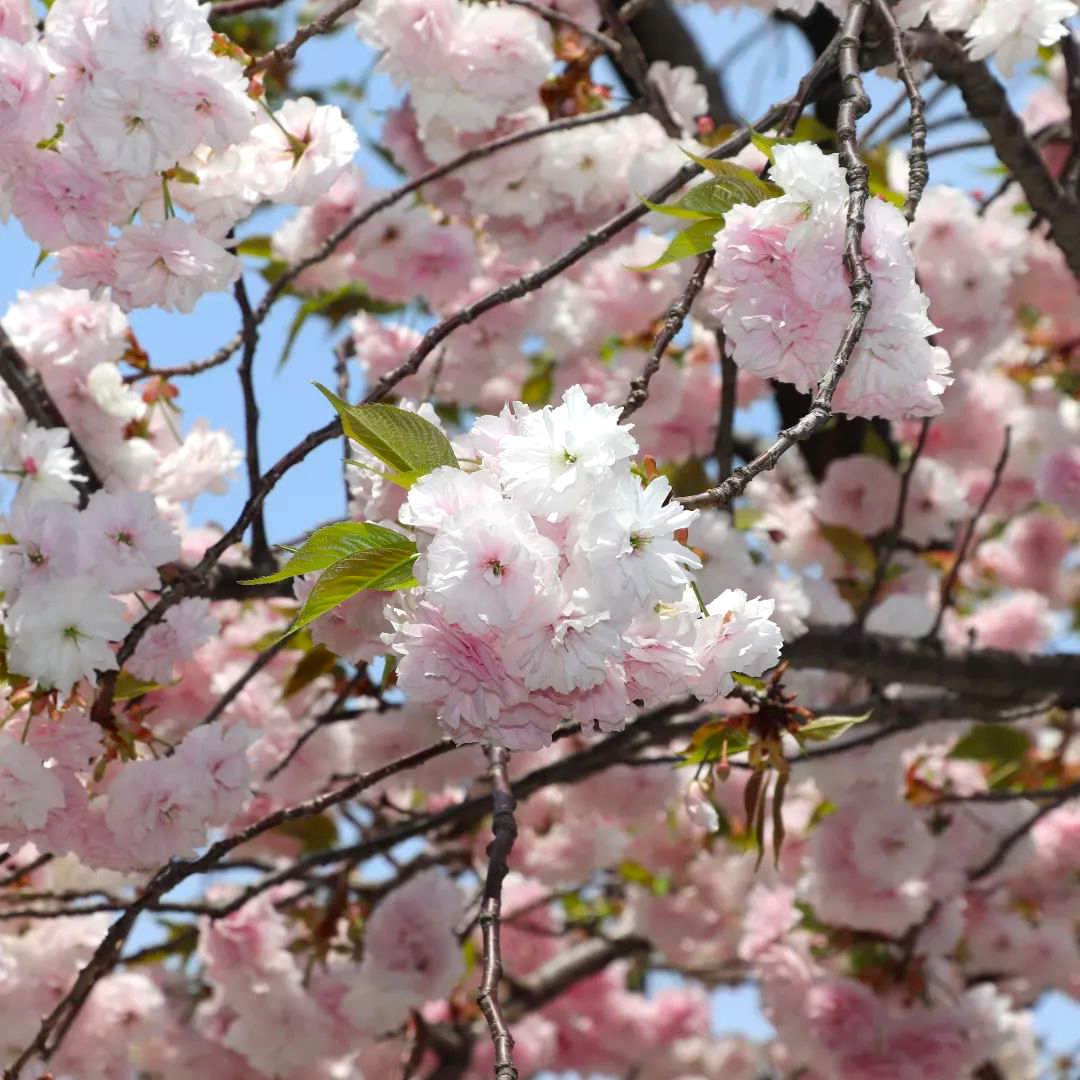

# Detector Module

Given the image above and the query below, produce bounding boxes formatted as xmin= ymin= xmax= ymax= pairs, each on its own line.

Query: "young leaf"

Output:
xmin=282 ymin=645 xmax=341 ymax=700
xmin=314 ymin=383 xmax=458 ymax=476
xmin=678 ymin=170 xmax=782 ymax=218
xmin=290 ymin=543 xmax=419 ymax=633
xmin=114 ymin=671 xmax=173 ymax=700
xmin=796 ymin=711 xmax=872 ymax=743
xmin=748 ymin=116 xmax=835 ymax=162
xmin=676 ymin=156 xmax=782 ymax=207
xmin=278 ymin=284 xmax=398 ymax=370
xmin=818 ymin=523 xmax=877 ymax=576
xmin=638 ymin=193 xmax=715 ymax=221
xmin=771 ymin=770 xmax=789 ymax=869
xmin=242 ymin=522 xmax=411 ymax=585
xmin=949 ymin=724 xmax=1032 ymax=763
xmin=627 ymin=217 xmax=724 ymax=271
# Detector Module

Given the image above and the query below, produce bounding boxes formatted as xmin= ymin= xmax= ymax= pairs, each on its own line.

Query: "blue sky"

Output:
xmin=1 ymin=0 xmax=1077 ymax=1067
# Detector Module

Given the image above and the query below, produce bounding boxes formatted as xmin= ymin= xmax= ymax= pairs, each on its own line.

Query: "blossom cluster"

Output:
xmin=384 ymin=386 xmax=783 ymax=750
xmin=705 ymin=141 xmax=953 ymax=420
xmin=0 ymin=0 xmax=1077 ymax=1077
xmin=0 ymin=0 xmax=358 ymax=312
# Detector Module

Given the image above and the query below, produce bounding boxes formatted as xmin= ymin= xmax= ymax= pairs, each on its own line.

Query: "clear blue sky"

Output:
xmin=0 ymin=0 xmax=1075 ymax=1067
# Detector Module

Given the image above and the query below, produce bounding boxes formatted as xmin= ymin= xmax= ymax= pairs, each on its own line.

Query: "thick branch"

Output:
xmin=918 ymin=30 xmax=1080 ymax=280
xmin=783 ymin=628 xmax=1080 ymax=704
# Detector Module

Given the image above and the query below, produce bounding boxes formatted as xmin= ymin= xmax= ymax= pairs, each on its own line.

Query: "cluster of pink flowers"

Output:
xmin=705 ymin=141 xmax=953 ymax=420
xmin=384 ymin=386 xmax=783 ymax=750
xmin=0 ymin=0 xmax=358 ymax=312
xmin=0 ymin=0 xmax=1077 ymax=1076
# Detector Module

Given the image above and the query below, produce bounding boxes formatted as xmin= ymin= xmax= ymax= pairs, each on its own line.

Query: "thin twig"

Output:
xmin=210 ymin=0 xmax=287 ymax=15
xmin=714 ymin=333 xmax=737 ymax=489
xmin=198 ymin=635 xmax=293 ymax=727
xmin=857 ymin=417 xmax=932 ymax=628
xmin=244 ymin=0 xmax=363 ymax=75
xmin=477 ymin=747 xmax=520 ymax=1080
xmin=596 ymin=0 xmax=681 ymax=135
xmin=234 ymin=277 xmax=270 ymax=570
xmin=872 ymin=0 xmax=928 ymax=221
xmin=778 ymin=30 xmax=842 ymax=136
xmin=506 ymin=0 xmax=620 ymax=54
xmin=925 ymin=136 xmax=991 ymax=158
xmin=861 ymin=83 xmax=912 ymax=146
xmin=926 ymin=427 xmax=1011 ymax=641
xmin=968 ymin=794 xmax=1073 ymax=882
xmin=935 ymin=778 xmax=1080 ymax=805
xmin=333 ymin=336 xmax=354 ymax=511
xmin=680 ymin=1 xmax=873 ymax=511
xmin=619 ymin=250 xmax=715 ymax=420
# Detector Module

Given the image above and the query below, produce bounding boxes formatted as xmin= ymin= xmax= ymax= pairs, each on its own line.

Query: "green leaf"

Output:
xmin=235 ymin=234 xmax=273 ymax=257
xmin=749 ymin=116 xmax=835 ymax=161
xmin=520 ymin=359 xmax=554 ymax=407
xmin=0 ymin=533 xmax=16 ymax=545
xmin=243 ymin=522 xmax=411 ymax=585
xmin=290 ymin=545 xmax=419 ymax=633
xmin=114 ymin=671 xmax=173 ymax=701
xmin=949 ymin=724 xmax=1032 ymax=764
xmin=635 ymin=160 xmax=781 ymax=254
xmin=638 ymin=193 xmax=715 ymax=221
xmin=282 ymin=644 xmax=341 ymax=699
xmin=796 ymin=711 xmax=872 ymax=744
xmin=676 ymin=163 xmax=782 ymax=218
xmin=314 ymin=383 xmax=458 ymax=476
xmin=277 ymin=284 xmax=401 ymax=369
xmin=125 ymin=921 xmax=198 ymax=968
xmin=868 ymin=172 xmax=905 ymax=208
xmin=628 ymin=217 xmax=724 ymax=271
xmin=731 ymin=672 xmax=766 ymax=691
xmin=861 ymin=424 xmax=893 ymax=462
xmin=818 ymin=523 xmax=877 ymax=576
xmin=275 ymin=813 xmax=339 ymax=853
xmin=679 ymin=720 xmax=751 ymax=767
xmin=617 ymin=859 xmax=670 ymax=896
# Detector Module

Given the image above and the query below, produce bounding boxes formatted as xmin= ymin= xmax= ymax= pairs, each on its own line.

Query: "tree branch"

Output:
xmin=233 ymin=276 xmax=271 ymax=570
xmin=620 ymin=250 xmax=715 ymax=420
xmin=158 ymin=105 xmax=646 ymax=385
xmin=0 ymin=325 xmax=102 ymax=506
xmin=917 ymin=30 xmax=1080 ymax=280
xmin=783 ymin=627 xmax=1080 ymax=704
xmin=244 ymin=0 xmax=363 ymax=75
xmin=871 ymin=0 xmax=927 ymax=221
xmin=477 ymin=747 xmax=520 ymax=1080
xmin=926 ymin=426 xmax=1010 ymax=640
